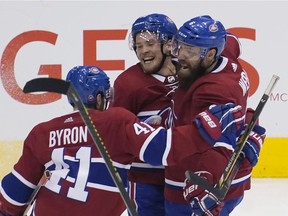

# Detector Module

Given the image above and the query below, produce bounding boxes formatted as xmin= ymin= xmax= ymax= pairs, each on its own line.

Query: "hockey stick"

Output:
xmin=185 ymin=74 xmax=280 ymax=200
xmin=23 ymin=78 xmax=138 ymax=216
xmin=23 ymin=170 xmax=51 ymax=216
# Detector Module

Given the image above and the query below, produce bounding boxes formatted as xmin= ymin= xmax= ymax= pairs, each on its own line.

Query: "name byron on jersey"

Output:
xmin=49 ymin=125 xmax=88 ymax=147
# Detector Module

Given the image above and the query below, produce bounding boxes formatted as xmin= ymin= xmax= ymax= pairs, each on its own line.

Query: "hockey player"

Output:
xmin=0 ymin=66 xmax=244 ymax=216
xmin=164 ymin=15 xmax=266 ymax=215
xmin=109 ymin=13 xmax=179 ymax=215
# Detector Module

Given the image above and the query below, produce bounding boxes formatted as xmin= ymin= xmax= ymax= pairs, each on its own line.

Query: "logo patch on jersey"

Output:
xmin=239 ymin=71 xmax=250 ymax=96
xmin=167 ymin=75 xmax=176 ymax=83
xmin=232 ymin=63 xmax=238 ymax=72
xmin=64 ymin=117 xmax=73 ymax=123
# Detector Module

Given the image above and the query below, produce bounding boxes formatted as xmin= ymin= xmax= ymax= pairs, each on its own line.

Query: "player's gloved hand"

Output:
xmin=240 ymin=108 xmax=266 ymax=167
xmin=183 ymin=171 xmax=222 ymax=216
xmin=193 ymin=103 xmax=244 ymax=146
xmin=242 ymin=124 xmax=266 ymax=166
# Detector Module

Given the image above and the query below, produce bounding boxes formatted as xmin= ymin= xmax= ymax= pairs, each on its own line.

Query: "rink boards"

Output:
xmin=0 ymin=137 xmax=287 ymax=179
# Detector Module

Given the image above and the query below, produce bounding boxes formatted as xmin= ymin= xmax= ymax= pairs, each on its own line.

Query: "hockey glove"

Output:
xmin=240 ymin=108 xmax=266 ymax=167
xmin=193 ymin=103 xmax=243 ymax=146
xmin=183 ymin=171 xmax=222 ymax=216
xmin=242 ymin=124 xmax=266 ymax=167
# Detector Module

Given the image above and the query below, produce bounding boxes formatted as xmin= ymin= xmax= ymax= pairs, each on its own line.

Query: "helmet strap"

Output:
xmin=160 ymin=43 xmax=167 ymax=62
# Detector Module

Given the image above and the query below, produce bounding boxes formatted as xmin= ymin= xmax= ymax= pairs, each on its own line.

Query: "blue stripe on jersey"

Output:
xmin=142 ymin=128 xmax=167 ymax=166
xmin=88 ymin=162 xmax=128 ymax=187
xmin=1 ymin=172 xmax=34 ymax=205
xmin=45 ymin=158 xmax=128 ymax=188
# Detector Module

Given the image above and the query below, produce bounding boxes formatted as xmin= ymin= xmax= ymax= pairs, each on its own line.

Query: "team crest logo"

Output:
xmin=88 ymin=94 xmax=95 ymax=101
xmin=167 ymin=76 xmax=176 ymax=83
xmin=209 ymin=24 xmax=218 ymax=32
xmin=91 ymin=67 xmax=100 ymax=74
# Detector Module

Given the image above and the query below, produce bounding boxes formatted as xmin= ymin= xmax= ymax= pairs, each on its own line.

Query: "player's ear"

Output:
xmin=206 ymin=48 xmax=217 ymax=60
xmin=95 ymin=93 xmax=105 ymax=111
xmin=163 ymin=39 xmax=173 ymax=55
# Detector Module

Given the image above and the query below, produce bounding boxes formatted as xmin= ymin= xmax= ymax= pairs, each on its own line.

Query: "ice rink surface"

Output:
xmin=121 ymin=178 xmax=288 ymax=215
xmin=231 ymin=178 xmax=288 ymax=215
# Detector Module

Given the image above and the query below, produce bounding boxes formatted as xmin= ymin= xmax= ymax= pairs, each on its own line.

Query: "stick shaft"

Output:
xmin=217 ymin=75 xmax=280 ymax=197
xmin=185 ymin=74 xmax=280 ymax=201
xmin=67 ymin=85 xmax=138 ymax=216
xmin=23 ymin=170 xmax=51 ymax=216
xmin=23 ymin=78 xmax=138 ymax=216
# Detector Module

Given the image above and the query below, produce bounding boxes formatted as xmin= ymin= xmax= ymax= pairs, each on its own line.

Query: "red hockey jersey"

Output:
xmin=165 ymin=34 xmax=251 ymax=204
xmin=110 ymin=62 xmax=178 ymax=185
xmin=0 ymin=107 xmax=215 ymax=216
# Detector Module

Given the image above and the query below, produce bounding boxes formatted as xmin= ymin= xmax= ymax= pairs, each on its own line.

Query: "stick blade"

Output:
xmin=23 ymin=78 xmax=70 ymax=95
